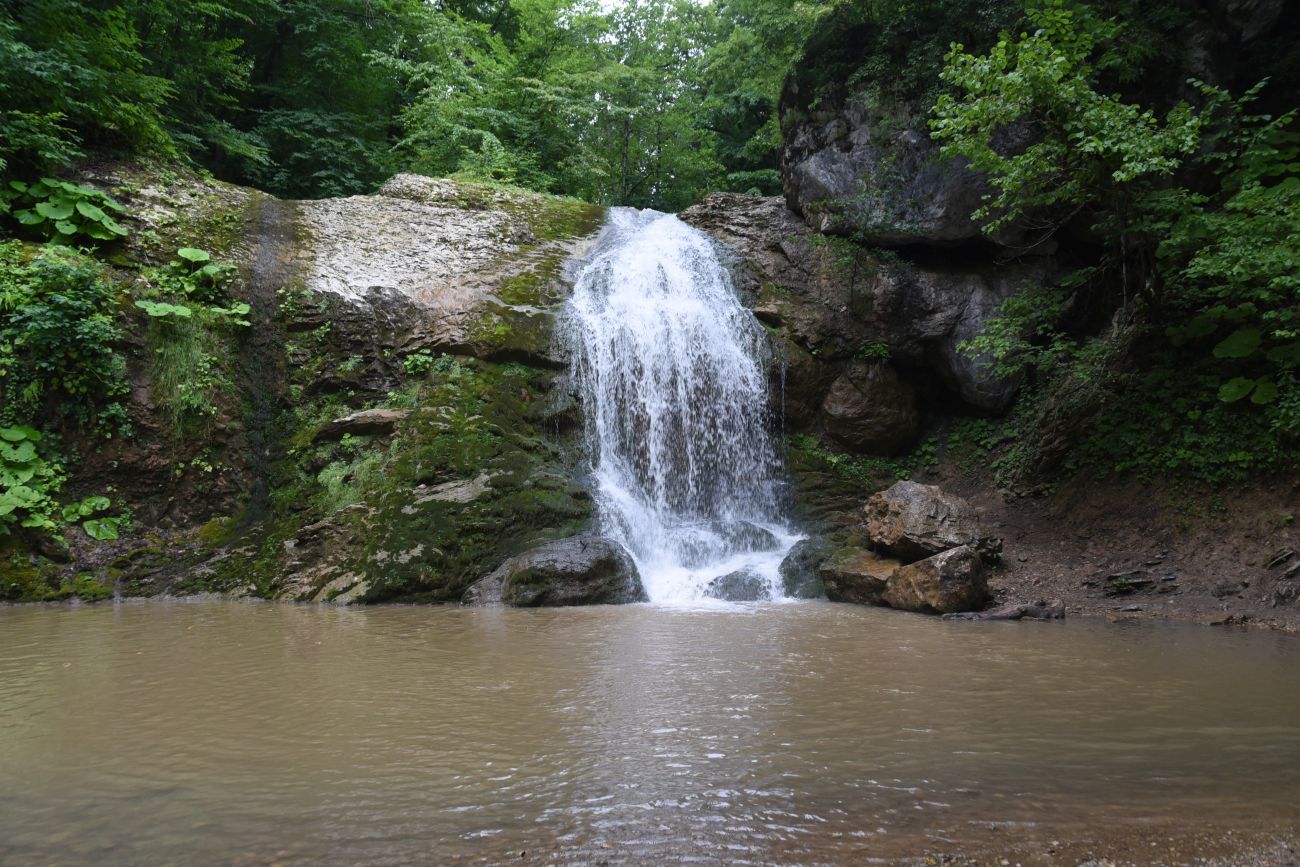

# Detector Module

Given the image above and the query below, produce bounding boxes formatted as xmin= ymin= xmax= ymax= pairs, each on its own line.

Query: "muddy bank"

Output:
xmin=955 ymin=471 xmax=1300 ymax=632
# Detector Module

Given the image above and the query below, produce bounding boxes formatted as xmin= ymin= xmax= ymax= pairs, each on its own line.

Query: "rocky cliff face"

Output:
xmin=679 ymin=193 xmax=1045 ymax=455
xmin=7 ymin=168 xmax=605 ymax=604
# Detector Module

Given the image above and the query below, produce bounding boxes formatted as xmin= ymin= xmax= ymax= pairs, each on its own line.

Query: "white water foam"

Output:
xmin=563 ymin=208 xmax=801 ymax=603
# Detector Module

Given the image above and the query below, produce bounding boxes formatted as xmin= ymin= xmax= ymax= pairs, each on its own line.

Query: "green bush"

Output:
xmin=0 ymin=241 xmax=128 ymax=434
xmin=1 ymin=178 xmax=128 ymax=245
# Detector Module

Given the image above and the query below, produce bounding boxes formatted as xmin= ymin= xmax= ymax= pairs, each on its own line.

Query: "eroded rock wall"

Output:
xmin=8 ymin=169 xmax=605 ymax=604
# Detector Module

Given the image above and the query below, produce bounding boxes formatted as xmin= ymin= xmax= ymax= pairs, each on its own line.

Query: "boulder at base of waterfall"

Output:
xmin=779 ymin=537 xmax=831 ymax=599
xmin=713 ymin=521 xmax=782 ymax=553
xmin=943 ymin=598 xmax=1066 ymax=622
xmin=883 ymin=545 xmax=988 ymax=614
xmin=705 ymin=569 xmax=771 ymax=602
xmin=864 ymin=480 xmax=1002 ymax=563
xmin=818 ymin=547 xmax=902 ymax=605
xmin=462 ymin=536 xmax=645 ymax=607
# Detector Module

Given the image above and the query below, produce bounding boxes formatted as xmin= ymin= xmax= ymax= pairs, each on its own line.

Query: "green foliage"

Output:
xmin=402 ymin=349 xmax=436 ymax=376
xmin=931 ymin=0 xmax=1201 ymax=235
xmin=2 ymin=179 xmax=128 ymax=245
xmin=0 ymin=424 xmax=119 ymax=540
xmin=934 ymin=0 xmax=1300 ymax=484
xmin=135 ymin=246 xmax=245 ymax=435
xmin=0 ymin=242 xmax=128 ymax=434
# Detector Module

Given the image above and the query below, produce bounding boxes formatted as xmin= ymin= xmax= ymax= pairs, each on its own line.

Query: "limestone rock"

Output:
xmin=883 ymin=545 xmax=988 ymax=614
xmin=781 ymin=89 xmax=990 ymax=245
xmin=705 ymin=569 xmax=770 ymax=602
xmin=864 ymin=481 xmax=1001 ymax=563
xmin=778 ymin=537 xmax=831 ymax=599
xmin=821 ymin=362 xmax=920 ymax=455
xmin=463 ymin=536 xmax=646 ymax=607
xmin=818 ymin=547 xmax=901 ymax=605
xmin=313 ymin=407 xmax=409 ymax=442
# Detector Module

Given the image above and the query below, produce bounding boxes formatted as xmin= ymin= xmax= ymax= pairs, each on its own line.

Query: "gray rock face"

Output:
xmin=678 ymin=193 xmax=1033 ymax=419
xmin=817 ymin=547 xmax=901 ymax=606
xmin=883 ymin=545 xmax=989 ymax=614
xmin=864 ymin=481 xmax=1001 ymax=563
xmin=313 ymin=408 xmax=409 ymax=442
xmin=705 ymin=569 xmax=771 ymax=602
xmin=781 ymin=90 xmax=989 ymax=245
xmin=463 ymin=536 xmax=646 ymax=607
xmin=778 ymin=537 xmax=831 ymax=599
xmin=821 ymin=362 xmax=920 ymax=454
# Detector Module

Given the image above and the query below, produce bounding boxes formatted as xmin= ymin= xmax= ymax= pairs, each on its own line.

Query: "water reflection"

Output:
xmin=0 ymin=601 xmax=1297 ymax=864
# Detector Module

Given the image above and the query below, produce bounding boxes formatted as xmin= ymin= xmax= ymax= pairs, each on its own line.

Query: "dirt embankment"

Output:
xmin=948 ymin=470 xmax=1300 ymax=632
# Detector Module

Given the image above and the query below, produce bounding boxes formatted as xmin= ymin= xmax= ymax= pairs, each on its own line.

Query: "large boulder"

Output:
xmin=821 ymin=362 xmax=920 ymax=454
xmin=864 ymin=480 xmax=1001 ymax=563
xmin=883 ymin=545 xmax=988 ymax=614
xmin=705 ymin=569 xmax=771 ymax=602
xmin=817 ymin=546 xmax=902 ymax=605
xmin=778 ymin=537 xmax=831 ymax=598
xmin=463 ymin=536 xmax=646 ymax=607
xmin=781 ymin=89 xmax=990 ymax=245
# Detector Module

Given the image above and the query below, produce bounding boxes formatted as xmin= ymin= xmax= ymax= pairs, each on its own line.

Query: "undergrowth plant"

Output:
xmin=135 ymin=247 xmax=246 ymax=436
xmin=1 ymin=179 xmax=128 ymax=245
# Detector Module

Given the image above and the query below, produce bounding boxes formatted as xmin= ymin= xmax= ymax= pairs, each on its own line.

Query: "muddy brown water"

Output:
xmin=1 ymin=600 xmax=1298 ymax=865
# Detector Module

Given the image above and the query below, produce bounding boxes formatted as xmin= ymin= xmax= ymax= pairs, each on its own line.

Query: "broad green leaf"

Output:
xmin=75 ymin=200 xmax=107 ymax=222
xmin=35 ymin=201 xmax=74 ymax=220
xmin=134 ymin=300 xmax=192 ymax=318
xmin=0 ymin=426 xmax=40 ymax=442
xmin=177 ymin=247 xmax=211 ymax=263
xmin=79 ymin=495 xmax=111 ymax=513
xmin=14 ymin=209 xmax=44 ymax=225
xmin=55 ymin=219 xmax=77 ymax=236
xmin=1218 ymin=376 xmax=1256 ymax=402
xmin=83 ymin=518 xmax=119 ymax=540
xmin=1250 ymin=379 xmax=1279 ymax=404
xmin=1213 ymin=327 xmax=1261 ymax=359
xmin=1267 ymin=341 xmax=1300 ymax=368
xmin=0 ymin=440 xmax=36 ymax=462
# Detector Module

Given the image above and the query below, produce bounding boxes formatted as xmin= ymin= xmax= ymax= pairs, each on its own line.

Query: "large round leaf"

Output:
xmin=75 ymin=200 xmax=107 ymax=222
xmin=177 ymin=247 xmax=211 ymax=263
xmin=1217 ymin=376 xmax=1256 ymax=402
xmin=35 ymin=200 xmax=74 ymax=220
xmin=1251 ymin=379 xmax=1279 ymax=405
xmin=1213 ymin=327 xmax=1262 ymax=359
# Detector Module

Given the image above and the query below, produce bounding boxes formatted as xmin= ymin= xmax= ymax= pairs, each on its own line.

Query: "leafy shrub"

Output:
xmin=0 ymin=241 xmax=128 ymax=434
xmin=1 ymin=179 xmax=128 ymax=244
xmin=403 ymin=349 xmax=435 ymax=376
xmin=134 ymin=247 xmax=245 ymax=436
xmin=0 ymin=424 xmax=118 ymax=539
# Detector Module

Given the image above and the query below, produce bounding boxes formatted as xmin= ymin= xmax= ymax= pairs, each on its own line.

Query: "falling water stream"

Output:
xmin=563 ymin=208 xmax=801 ymax=603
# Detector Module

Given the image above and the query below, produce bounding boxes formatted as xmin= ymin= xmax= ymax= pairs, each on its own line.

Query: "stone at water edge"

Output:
xmin=943 ymin=599 xmax=1066 ymax=622
xmin=883 ymin=545 xmax=988 ymax=614
xmin=864 ymin=480 xmax=1001 ymax=563
xmin=462 ymin=535 xmax=646 ymax=607
xmin=778 ymin=537 xmax=832 ymax=599
xmin=817 ymin=547 xmax=902 ymax=606
xmin=704 ymin=569 xmax=770 ymax=602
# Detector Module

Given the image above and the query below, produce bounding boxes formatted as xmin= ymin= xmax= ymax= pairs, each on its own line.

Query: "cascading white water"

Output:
xmin=563 ymin=207 xmax=801 ymax=603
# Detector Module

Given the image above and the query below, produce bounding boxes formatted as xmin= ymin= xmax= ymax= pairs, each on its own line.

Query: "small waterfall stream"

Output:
xmin=563 ymin=208 xmax=801 ymax=603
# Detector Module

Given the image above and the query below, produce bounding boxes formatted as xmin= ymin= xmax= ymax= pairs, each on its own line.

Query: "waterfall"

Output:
xmin=562 ymin=208 xmax=801 ymax=603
